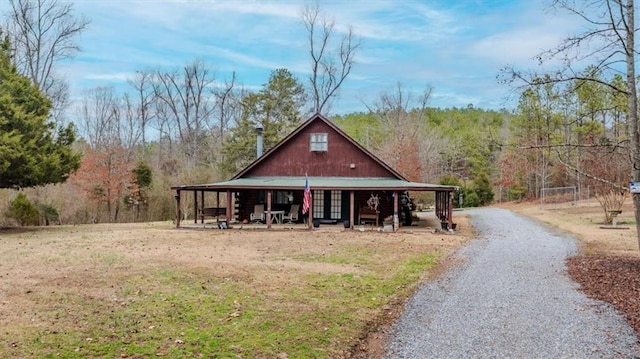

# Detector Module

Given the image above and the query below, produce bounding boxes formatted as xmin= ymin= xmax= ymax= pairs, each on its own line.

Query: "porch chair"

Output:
xmin=250 ymin=204 xmax=265 ymax=223
xmin=284 ymin=204 xmax=300 ymax=224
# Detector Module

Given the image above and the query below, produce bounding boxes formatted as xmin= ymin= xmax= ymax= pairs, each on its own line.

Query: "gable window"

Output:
xmin=310 ymin=133 xmax=328 ymax=152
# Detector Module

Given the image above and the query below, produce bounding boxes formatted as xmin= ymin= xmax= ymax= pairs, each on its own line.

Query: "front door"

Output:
xmin=313 ymin=190 xmax=342 ymax=220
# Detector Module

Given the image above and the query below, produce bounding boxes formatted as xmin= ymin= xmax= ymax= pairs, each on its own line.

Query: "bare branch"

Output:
xmin=301 ymin=3 xmax=360 ymax=114
xmin=5 ymin=0 xmax=89 ymax=124
xmin=554 ymin=150 xmax=628 ymax=191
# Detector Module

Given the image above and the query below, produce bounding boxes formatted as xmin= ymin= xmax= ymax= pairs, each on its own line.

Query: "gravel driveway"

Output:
xmin=384 ymin=208 xmax=640 ymax=358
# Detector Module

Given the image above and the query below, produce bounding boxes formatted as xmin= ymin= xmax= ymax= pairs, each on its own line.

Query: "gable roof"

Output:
xmin=232 ymin=113 xmax=407 ymax=181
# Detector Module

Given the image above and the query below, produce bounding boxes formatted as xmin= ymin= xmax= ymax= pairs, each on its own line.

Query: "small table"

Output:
xmin=265 ymin=210 xmax=285 ymax=224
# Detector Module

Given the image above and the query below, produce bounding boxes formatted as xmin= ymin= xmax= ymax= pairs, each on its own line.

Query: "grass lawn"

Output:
xmin=0 ymin=215 xmax=471 ymax=358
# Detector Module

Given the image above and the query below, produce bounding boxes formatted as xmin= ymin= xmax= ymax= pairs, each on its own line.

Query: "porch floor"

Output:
xmin=179 ymin=211 xmax=449 ymax=233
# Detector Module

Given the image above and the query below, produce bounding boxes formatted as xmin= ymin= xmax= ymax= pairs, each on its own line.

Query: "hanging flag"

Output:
xmin=302 ymin=176 xmax=311 ymax=214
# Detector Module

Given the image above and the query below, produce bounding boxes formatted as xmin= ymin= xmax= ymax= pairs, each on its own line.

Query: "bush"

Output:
xmin=39 ymin=203 xmax=59 ymax=225
xmin=464 ymin=191 xmax=481 ymax=207
xmin=472 ymin=172 xmax=494 ymax=206
xmin=6 ymin=192 xmax=40 ymax=226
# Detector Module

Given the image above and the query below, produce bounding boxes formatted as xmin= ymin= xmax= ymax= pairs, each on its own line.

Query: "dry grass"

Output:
xmin=0 ymin=214 xmax=472 ymax=358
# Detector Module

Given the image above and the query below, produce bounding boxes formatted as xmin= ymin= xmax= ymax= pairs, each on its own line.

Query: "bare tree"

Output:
xmin=301 ymin=3 xmax=359 ymax=115
xmin=5 ymin=0 xmax=89 ymax=124
xmin=79 ymin=86 xmax=120 ymax=151
xmin=212 ymin=71 xmax=242 ymax=141
xmin=152 ymin=60 xmax=217 ymax=168
xmin=119 ymin=92 xmax=144 ymax=153
xmin=208 ymin=72 xmax=245 ymax=166
xmin=501 ymin=0 xmax=640 ymax=248
xmin=364 ymin=84 xmax=438 ymax=181
xmin=128 ymin=70 xmax=156 ymax=157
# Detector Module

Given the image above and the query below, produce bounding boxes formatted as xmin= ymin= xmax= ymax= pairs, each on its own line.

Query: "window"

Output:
xmin=312 ymin=190 xmax=323 ymax=219
xmin=275 ymin=191 xmax=294 ymax=204
xmin=330 ymin=190 xmax=341 ymax=219
xmin=310 ymin=133 xmax=328 ymax=152
xmin=258 ymin=191 xmax=293 ymax=204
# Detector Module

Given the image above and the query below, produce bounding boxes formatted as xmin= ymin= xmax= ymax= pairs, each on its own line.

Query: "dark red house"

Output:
xmin=171 ymin=113 xmax=456 ymax=230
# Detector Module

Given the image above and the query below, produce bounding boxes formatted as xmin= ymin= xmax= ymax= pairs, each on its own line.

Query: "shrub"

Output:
xmin=472 ymin=172 xmax=494 ymax=206
xmin=39 ymin=203 xmax=60 ymax=225
xmin=6 ymin=192 xmax=40 ymax=226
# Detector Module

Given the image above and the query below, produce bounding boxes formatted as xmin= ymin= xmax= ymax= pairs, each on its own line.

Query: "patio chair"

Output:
xmin=283 ymin=204 xmax=300 ymax=223
xmin=250 ymin=204 xmax=265 ymax=223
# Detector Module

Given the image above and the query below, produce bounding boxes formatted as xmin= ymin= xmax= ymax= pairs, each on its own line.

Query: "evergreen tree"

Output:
xmin=6 ymin=192 xmax=39 ymax=226
xmin=0 ymin=30 xmax=80 ymax=188
xmin=220 ymin=68 xmax=305 ymax=176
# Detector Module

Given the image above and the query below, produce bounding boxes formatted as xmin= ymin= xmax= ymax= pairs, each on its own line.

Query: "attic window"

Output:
xmin=310 ymin=133 xmax=328 ymax=152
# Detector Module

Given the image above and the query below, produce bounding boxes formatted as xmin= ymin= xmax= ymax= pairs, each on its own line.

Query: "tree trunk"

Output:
xmin=626 ymin=0 xmax=640 ymax=250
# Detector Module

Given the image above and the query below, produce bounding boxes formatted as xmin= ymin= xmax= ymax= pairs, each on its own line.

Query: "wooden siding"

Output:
xmin=246 ymin=120 xmax=397 ymax=178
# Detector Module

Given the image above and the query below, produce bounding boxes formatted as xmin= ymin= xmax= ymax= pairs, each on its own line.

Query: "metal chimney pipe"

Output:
xmin=256 ymin=125 xmax=263 ymax=158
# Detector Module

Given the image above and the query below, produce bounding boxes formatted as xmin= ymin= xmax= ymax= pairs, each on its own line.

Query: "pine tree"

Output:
xmin=0 ymin=30 xmax=80 ymax=188
xmin=220 ymin=68 xmax=305 ymax=177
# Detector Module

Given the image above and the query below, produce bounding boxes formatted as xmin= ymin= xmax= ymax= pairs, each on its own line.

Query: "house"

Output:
xmin=171 ymin=113 xmax=456 ymax=230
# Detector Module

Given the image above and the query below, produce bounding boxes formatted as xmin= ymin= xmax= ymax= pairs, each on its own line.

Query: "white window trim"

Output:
xmin=310 ymin=133 xmax=328 ymax=152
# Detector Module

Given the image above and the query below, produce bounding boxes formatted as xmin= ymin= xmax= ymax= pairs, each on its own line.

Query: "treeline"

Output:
xmin=2 ymin=60 xmax=512 ymax=225
xmin=1 ymin=63 xmax=309 ymax=225
xmin=3 ymin=64 xmax=629 ymax=225
xmin=334 ymin=104 xmax=509 ymax=207
xmin=2 ymin=0 xmax=632 ymax=226
xmin=0 ymin=0 xmax=360 ymax=226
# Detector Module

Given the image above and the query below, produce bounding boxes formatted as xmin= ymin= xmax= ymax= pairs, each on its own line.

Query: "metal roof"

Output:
xmin=172 ymin=176 xmax=456 ymax=192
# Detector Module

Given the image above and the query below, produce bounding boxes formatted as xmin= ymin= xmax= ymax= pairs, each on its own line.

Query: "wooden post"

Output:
xmin=193 ymin=190 xmax=198 ymax=224
xmin=308 ymin=191 xmax=313 ymax=229
xmin=448 ymin=190 xmax=454 ymax=229
xmin=349 ymin=191 xmax=354 ymax=229
xmin=393 ymin=191 xmax=399 ymax=232
xmin=226 ymin=190 xmax=232 ymax=223
xmin=175 ymin=190 xmax=181 ymax=228
xmin=267 ymin=191 xmax=272 ymax=229
xmin=200 ymin=191 xmax=205 ymax=223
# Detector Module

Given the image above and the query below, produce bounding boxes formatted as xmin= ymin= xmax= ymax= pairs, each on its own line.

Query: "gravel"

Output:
xmin=383 ymin=208 xmax=640 ymax=358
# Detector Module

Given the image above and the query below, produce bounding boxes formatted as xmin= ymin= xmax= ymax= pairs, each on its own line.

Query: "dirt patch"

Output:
xmin=0 ymin=213 xmax=473 ymax=357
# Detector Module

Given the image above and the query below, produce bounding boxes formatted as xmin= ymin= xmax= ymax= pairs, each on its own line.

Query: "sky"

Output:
xmin=55 ymin=0 xmax=584 ymax=115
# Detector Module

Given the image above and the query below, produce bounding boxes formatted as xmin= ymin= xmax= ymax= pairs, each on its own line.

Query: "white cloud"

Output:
xmin=469 ymin=25 xmax=568 ymax=66
xmin=58 ymin=0 xmax=598 ymax=114
xmin=83 ymin=72 xmax=134 ymax=82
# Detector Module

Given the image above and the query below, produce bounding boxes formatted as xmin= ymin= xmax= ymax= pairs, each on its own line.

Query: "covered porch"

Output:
xmin=171 ymin=176 xmax=457 ymax=231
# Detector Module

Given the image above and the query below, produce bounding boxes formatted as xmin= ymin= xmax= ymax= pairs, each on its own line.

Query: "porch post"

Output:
xmin=393 ymin=191 xmax=399 ymax=232
xmin=193 ymin=190 xmax=198 ymax=224
xmin=349 ymin=191 xmax=354 ymax=230
xmin=436 ymin=191 xmax=444 ymax=222
xmin=175 ymin=190 xmax=181 ymax=228
xmin=448 ymin=190 xmax=454 ymax=228
xmin=308 ymin=191 xmax=313 ymax=229
xmin=200 ymin=191 xmax=205 ymax=223
xmin=267 ymin=191 xmax=272 ymax=229
xmin=226 ymin=190 xmax=232 ymax=223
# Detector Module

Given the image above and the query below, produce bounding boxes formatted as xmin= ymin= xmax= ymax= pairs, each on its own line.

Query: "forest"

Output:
xmin=0 ymin=0 xmax=635 ymax=227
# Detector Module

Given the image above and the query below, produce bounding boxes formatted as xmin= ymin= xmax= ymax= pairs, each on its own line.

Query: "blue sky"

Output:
xmin=58 ymin=0 xmax=582 ymax=115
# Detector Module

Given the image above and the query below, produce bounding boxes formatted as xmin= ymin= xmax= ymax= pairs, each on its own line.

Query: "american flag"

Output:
xmin=302 ymin=177 xmax=310 ymax=214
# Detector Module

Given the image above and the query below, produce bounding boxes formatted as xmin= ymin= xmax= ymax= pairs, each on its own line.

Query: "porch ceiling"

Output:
xmin=172 ymin=176 xmax=456 ymax=192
